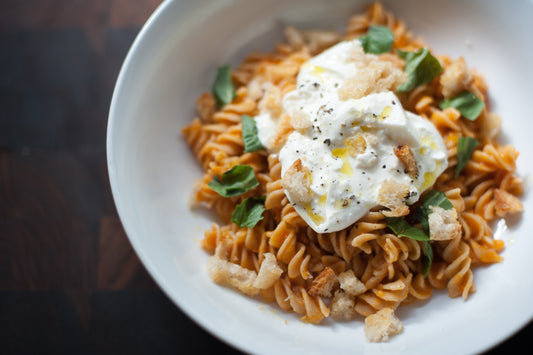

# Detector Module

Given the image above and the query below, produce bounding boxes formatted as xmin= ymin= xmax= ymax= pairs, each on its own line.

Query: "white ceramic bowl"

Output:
xmin=107 ymin=0 xmax=533 ymax=353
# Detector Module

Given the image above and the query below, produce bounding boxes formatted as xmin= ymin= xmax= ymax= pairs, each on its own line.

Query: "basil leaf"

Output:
xmin=422 ymin=190 xmax=453 ymax=211
xmin=422 ymin=240 xmax=433 ymax=277
xmin=242 ymin=115 xmax=264 ymax=152
xmin=386 ymin=217 xmax=429 ymax=241
xmin=397 ymin=49 xmax=416 ymax=62
xmin=231 ymin=196 xmax=266 ymax=228
xmin=413 ymin=190 xmax=453 ymax=234
xmin=208 ymin=165 xmax=259 ymax=197
xmin=439 ymin=90 xmax=485 ymax=121
xmin=212 ymin=65 xmax=236 ymax=107
xmin=455 ymin=136 xmax=479 ymax=178
xmin=360 ymin=25 xmax=394 ymax=54
xmin=397 ymin=48 xmax=443 ymax=92
xmin=387 ymin=191 xmax=451 ymax=277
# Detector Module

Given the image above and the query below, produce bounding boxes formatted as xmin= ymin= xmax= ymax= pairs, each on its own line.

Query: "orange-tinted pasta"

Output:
xmin=183 ymin=2 xmax=522 ymax=327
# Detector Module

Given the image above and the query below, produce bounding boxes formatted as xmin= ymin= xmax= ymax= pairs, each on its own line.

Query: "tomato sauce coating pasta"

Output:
xmin=183 ymin=2 xmax=522 ymax=333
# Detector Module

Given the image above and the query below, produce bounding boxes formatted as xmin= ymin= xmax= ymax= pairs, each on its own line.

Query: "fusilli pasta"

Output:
xmin=183 ymin=1 xmax=522 ymax=335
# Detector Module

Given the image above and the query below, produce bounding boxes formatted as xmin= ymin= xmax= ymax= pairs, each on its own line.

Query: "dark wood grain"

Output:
xmin=0 ymin=1 xmax=240 ymax=353
xmin=0 ymin=1 xmax=530 ymax=354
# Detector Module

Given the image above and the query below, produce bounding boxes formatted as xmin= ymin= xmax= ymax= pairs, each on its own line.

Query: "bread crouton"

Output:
xmin=207 ymin=256 xmax=259 ymax=296
xmin=494 ymin=188 xmax=523 ymax=217
xmin=393 ymin=145 xmax=418 ymax=178
xmin=339 ymin=59 xmax=407 ymax=100
xmin=269 ymin=113 xmax=294 ymax=148
xmin=377 ymin=179 xmax=410 ymax=217
xmin=246 ymin=78 xmax=265 ymax=102
xmin=258 ymin=84 xmax=283 ymax=118
xmin=364 ymin=307 xmax=403 ymax=342
xmin=338 ymin=270 xmax=367 ymax=296
xmin=428 ymin=206 xmax=462 ymax=241
xmin=206 ymin=241 xmax=259 ymax=296
xmin=345 ymin=133 xmax=367 ymax=156
xmin=290 ymin=109 xmax=313 ymax=130
xmin=440 ymin=57 xmax=473 ymax=99
xmin=253 ymin=253 xmax=283 ymax=289
xmin=281 ymin=159 xmax=314 ymax=205
xmin=308 ymin=267 xmax=337 ymax=297
xmin=196 ymin=92 xmax=216 ymax=122
xmin=330 ymin=290 xmax=356 ymax=320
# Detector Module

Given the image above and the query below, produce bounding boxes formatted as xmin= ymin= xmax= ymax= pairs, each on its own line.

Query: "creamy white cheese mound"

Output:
xmin=255 ymin=39 xmax=448 ymax=233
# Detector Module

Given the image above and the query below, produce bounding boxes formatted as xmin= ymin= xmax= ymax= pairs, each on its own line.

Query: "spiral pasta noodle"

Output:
xmin=183 ymin=1 xmax=523 ymax=336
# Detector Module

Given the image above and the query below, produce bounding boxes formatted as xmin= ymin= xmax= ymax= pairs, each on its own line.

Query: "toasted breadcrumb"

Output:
xmin=377 ymin=179 xmax=410 ymax=217
xmin=494 ymin=188 xmax=523 ymax=217
xmin=428 ymin=206 xmax=462 ymax=241
xmin=338 ymin=270 xmax=367 ymax=296
xmin=345 ymin=133 xmax=367 ymax=156
xmin=393 ymin=145 xmax=418 ymax=177
xmin=270 ymin=113 xmax=294 ymax=148
xmin=330 ymin=290 xmax=356 ymax=320
xmin=440 ymin=57 xmax=473 ymax=99
xmin=281 ymin=159 xmax=314 ymax=204
xmin=308 ymin=267 xmax=337 ymax=297
xmin=253 ymin=253 xmax=283 ymax=289
xmin=364 ymin=307 xmax=403 ymax=342
xmin=480 ymin=112 xmax=501 ymax=141
xmin=258 ymin=84 xmax=283 ymax=118
xmin=246 ymin=78 xmax=266 ymax=102
xmin=207 ymin=257 xmax=259 ymax=296
xmin=338 ymin=45 xmax=407 ymax=100
xmin=196 ymin=92 xmax=216 ymax=122
xmin=207 ymin=241 xmax=259 ymax=296
xmin=290 ymin=109 xmax=313 ymax=130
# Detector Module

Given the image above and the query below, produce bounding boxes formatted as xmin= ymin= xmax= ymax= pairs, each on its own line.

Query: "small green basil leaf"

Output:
xmin=397 ymin=49 xmax=416 ymax=62
xmin=212 ymin=65 xmax=236 ymax=107
xmin=397 ymin=48 xmax=443 ymax=92
xmin=360 ymin=25 xmax=394 ymax=54
xmin=411 ymin=207 xmax=430 ymax=235
xmin=421 ymin=190 xmax=454 ymax=211
xmin=413 ymin=190 xmax=453 ymax=234
xmin=386 ymin=217 xmax=430 ymax=241
xmin=207 ymin=165 xmax=259 ymax=197
xmin=242 ymin=115 xmax=264 ymax=152
xmin=422 ymin=240 xmax=433 ymax=277
xmin=455 ymin=136 xmax=479 ymax=178
xmin=439 ymin=90 xmax=485 ymax=121
xmin=231 ymin=196 xmax=266 ymax=228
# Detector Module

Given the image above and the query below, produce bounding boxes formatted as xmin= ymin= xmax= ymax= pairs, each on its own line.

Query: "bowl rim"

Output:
xmin=106 ymin=0 xmax=242 ymax=351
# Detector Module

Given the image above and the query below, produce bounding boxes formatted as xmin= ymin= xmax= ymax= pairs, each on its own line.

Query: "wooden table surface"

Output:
xmin=0 ymin=1 xmax=531 ymax=354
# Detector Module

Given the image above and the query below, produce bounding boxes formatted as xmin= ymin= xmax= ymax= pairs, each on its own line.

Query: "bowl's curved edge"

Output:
xmin=105 ymin=1 xmax=254 ymax=354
